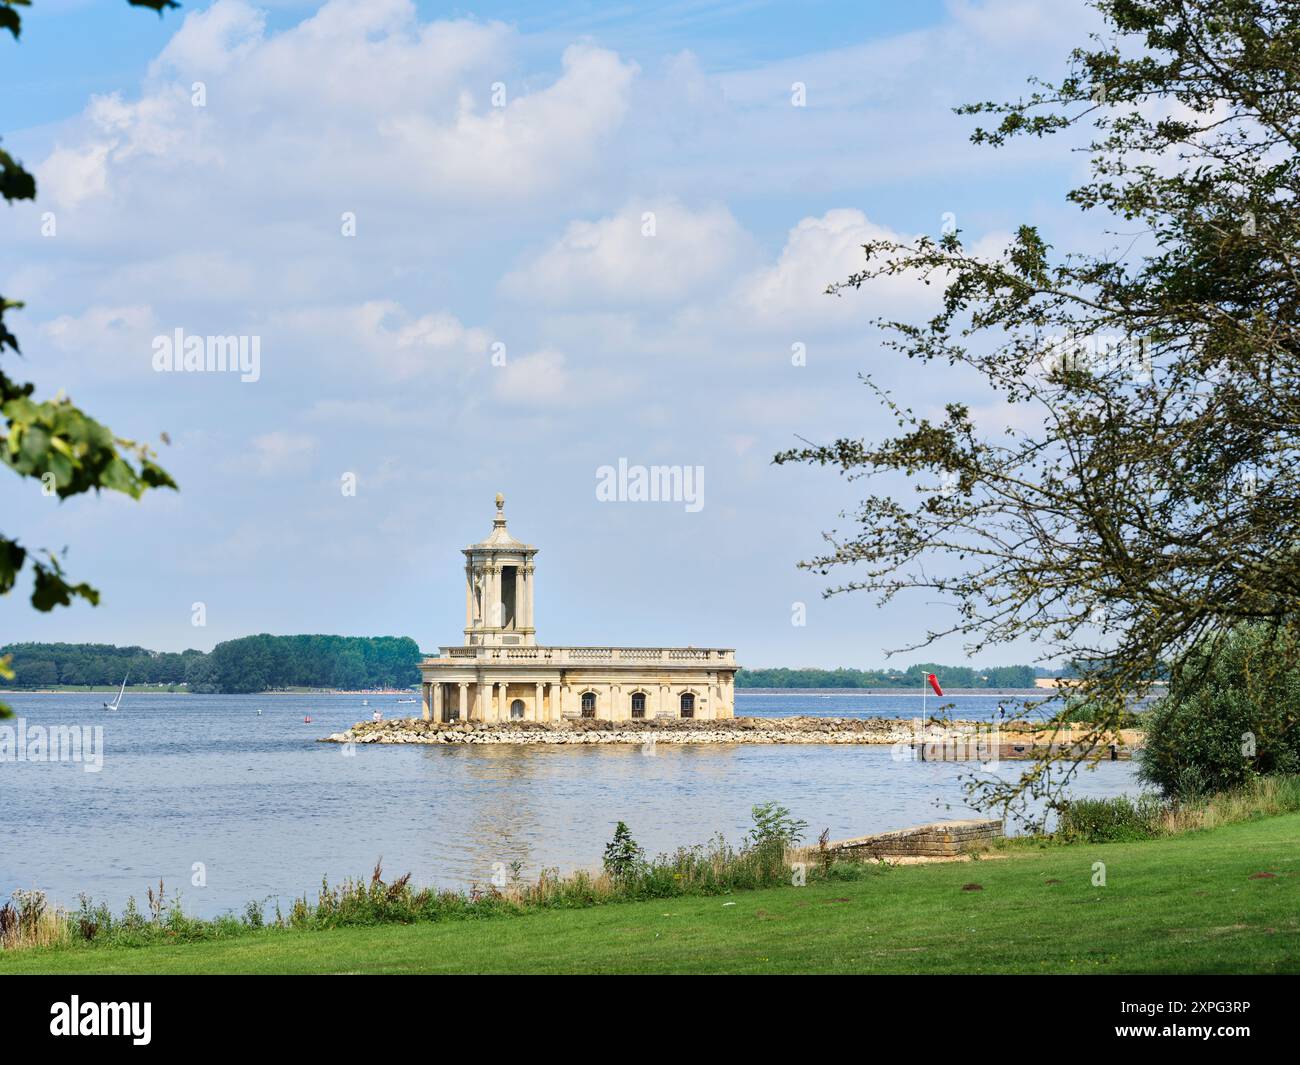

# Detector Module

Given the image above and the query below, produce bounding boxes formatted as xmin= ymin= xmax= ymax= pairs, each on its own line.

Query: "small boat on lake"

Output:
xmin=103 ymin=675 xmax=128 ymax=711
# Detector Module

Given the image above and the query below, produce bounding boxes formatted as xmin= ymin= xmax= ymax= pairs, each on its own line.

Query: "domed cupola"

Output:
xmin=462 ymin=494 xmax=537 ymax=646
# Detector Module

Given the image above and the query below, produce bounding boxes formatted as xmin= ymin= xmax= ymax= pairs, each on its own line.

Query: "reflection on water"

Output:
xmin=0 ymin=691 xmax=1139 ymax=916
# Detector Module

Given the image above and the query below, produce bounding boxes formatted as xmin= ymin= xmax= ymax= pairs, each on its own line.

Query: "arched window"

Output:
xmin=680 ymin=692 xmax=695 ymax=718
xmin=581 ymin=691 xmax=597 ymax=717
xmin=631 ymin=692 xmax=646 ymax=718
xmin=510 ymin=699 xmax=525 ymax=720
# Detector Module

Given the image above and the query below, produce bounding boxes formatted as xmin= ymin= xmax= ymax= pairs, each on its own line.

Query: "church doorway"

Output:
xmin=510 ymin=699 xmax=525 ymax=720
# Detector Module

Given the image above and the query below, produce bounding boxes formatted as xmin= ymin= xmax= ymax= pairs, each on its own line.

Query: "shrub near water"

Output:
xmin=1055 ymin=795 xmax=1166 ymax=843
xmin=1140 ymin=624 xmax=1300 ymax=799
xmin=1 ymin=802 xmax=868 ymax=953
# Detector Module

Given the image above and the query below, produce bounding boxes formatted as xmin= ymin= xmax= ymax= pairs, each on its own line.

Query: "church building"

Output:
xmin=418 ymin=495 xmax=738 ymax=722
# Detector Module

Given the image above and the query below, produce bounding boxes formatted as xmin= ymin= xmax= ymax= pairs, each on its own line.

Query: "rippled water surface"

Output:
xmin=0 ymin=691 xmax=1139 ymax=916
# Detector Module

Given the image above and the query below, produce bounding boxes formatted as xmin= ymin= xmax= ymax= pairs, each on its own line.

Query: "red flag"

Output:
xmin=927 ymin=673 xmax=944 ymax=697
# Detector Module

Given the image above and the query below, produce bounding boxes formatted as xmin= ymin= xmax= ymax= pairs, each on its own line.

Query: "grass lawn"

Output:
xmin=4 ymin=813 xmax=1299 ymax=974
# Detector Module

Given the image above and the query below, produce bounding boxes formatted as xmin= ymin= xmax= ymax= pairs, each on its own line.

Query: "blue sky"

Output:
xmin=1 ymin=0 xmax=1103 ymax=667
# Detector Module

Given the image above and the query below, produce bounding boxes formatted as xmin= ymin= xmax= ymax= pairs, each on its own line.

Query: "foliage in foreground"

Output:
xmin=1054 ymin=794 xmax=1168 ymax=843
xmin=9 ymin=813 xmax=1299 ymax=976
xmin=0 ymin=1 xmax=179 ymax=719
xmin=9 ymin=782 xmax=1300 ymax=955
xmin=1049 ymin=774 xmax=1300 ymax=844
xmin=775 ymin=0 xmax=1300 ymax=820
xmin=2 ymin=803 xmax=873 ymax=953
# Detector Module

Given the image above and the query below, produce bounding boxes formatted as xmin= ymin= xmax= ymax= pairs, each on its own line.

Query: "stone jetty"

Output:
xmin=320 ymin=716 xmax=1142 ymax=750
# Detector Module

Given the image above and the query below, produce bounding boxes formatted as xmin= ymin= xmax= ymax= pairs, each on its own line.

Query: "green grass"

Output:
xmin=4 ymin=812 xmax=1299 ymax=974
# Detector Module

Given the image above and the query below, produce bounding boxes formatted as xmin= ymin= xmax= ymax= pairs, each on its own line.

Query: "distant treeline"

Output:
xmin=2 ymin=640 xmax=1052 ymax=694
xmin=0 ymin=635 xmax=422 ymax=693
xmin=736 ymin=664 xmax=1046 ymax=689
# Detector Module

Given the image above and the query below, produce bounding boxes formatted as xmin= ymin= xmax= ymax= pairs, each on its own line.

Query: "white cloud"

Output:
xmin=41 ymin=304 xmax=157 ymax=351
xmin=502 ymin=199 xmax=750 ymax=307
xmin=488 ymin=347 xmax=637 ymax=409
xmin=736 ymin=209 xmax=909 ymax=326
xmin=27 ymin=1 xmax=637 ymax=219
xmin=271 ymin=301 xmax=490 ymax=381
xmin=946 ymin=0 xmax=1096 ymax=46
xmin=36 ymin=143 xmax=113 ymax=210
xmin=733 ymin=211 xmax=1018 ymax=333
xmin=492 ymin=348 xmax=571 ymax=405
xmin=383 ymin=42 xmax=638 ymax=200
xmin=243 ymin=430 xmax=318 ymax=477
xmin=153 ymin=0 xmax=267 ymax=75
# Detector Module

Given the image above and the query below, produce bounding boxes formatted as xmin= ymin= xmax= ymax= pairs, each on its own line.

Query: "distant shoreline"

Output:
xmin=2 ymin=688 xmax=416 ymax=696
xmin=739 ymin=688 xmax=1047 ymax=696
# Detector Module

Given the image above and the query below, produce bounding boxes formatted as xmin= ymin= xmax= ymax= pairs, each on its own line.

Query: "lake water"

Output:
xmin=0 ymin=690 xmax=1140 ymax=917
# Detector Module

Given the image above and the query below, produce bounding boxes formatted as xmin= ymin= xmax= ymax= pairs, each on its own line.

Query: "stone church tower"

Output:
xmin=418 ymin=494 xmax=738 ymax=723
xmin=463 ymin=493 xmax=537 ymax=647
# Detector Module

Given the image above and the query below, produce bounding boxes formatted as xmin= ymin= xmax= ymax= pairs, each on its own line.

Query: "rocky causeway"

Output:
xmin=318 ymin=716 xmax=1136 ymax=747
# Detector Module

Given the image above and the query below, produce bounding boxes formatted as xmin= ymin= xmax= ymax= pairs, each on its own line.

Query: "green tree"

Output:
xmin=1140 ymin=623 xmax=1300 ymax=798
xmin=745 ymin=802 xmax=807 ymax=849
xmin=331 ymin=648 xmax=368 ymax=691
xmin=0 ymin=0 xmax=179 ymax=716
xmin=776 ymin=0 xmax=1300 ymax=818
xmin=602 ymin=822 xmax=644 ymax=882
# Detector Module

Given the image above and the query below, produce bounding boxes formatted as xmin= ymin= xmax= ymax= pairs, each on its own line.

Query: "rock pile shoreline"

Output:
xmin=320 ymin=716 xmax=1034 ymax=746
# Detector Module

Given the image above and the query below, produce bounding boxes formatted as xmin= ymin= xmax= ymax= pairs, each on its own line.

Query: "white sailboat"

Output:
xmin=103 ymin=675 xmax=128 ymax=711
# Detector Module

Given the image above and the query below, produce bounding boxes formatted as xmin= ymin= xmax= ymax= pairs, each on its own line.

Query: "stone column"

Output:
xmin=498 ymin=682 xmax=507 ymax=721
xmin=524 ymin=564 xmax=534 ymax=629
xmin=421 ymin=682 xmax=431 ymax=721
xmin=534 ymin=682 xmax=543 ymax=721
xmin=660 ymin=683 xmax=669 ymax=718
xmin=433 ymin=683 xmax=444 ymax=722
xmin=465 ymin=568 xmax=473 ymax=630
xmin=488 ymin=563 xmax=500 ymax=629
xmin=457 ymin=682 xmax=468 ymax=721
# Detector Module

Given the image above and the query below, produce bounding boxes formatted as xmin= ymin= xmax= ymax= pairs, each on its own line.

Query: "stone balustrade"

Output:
xmin=430 ymin=645 xmax=735 ymax=666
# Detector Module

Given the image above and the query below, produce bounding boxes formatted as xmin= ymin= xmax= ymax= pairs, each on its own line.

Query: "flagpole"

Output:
xmin=920 ymin=674 xmax=925 ymax=761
